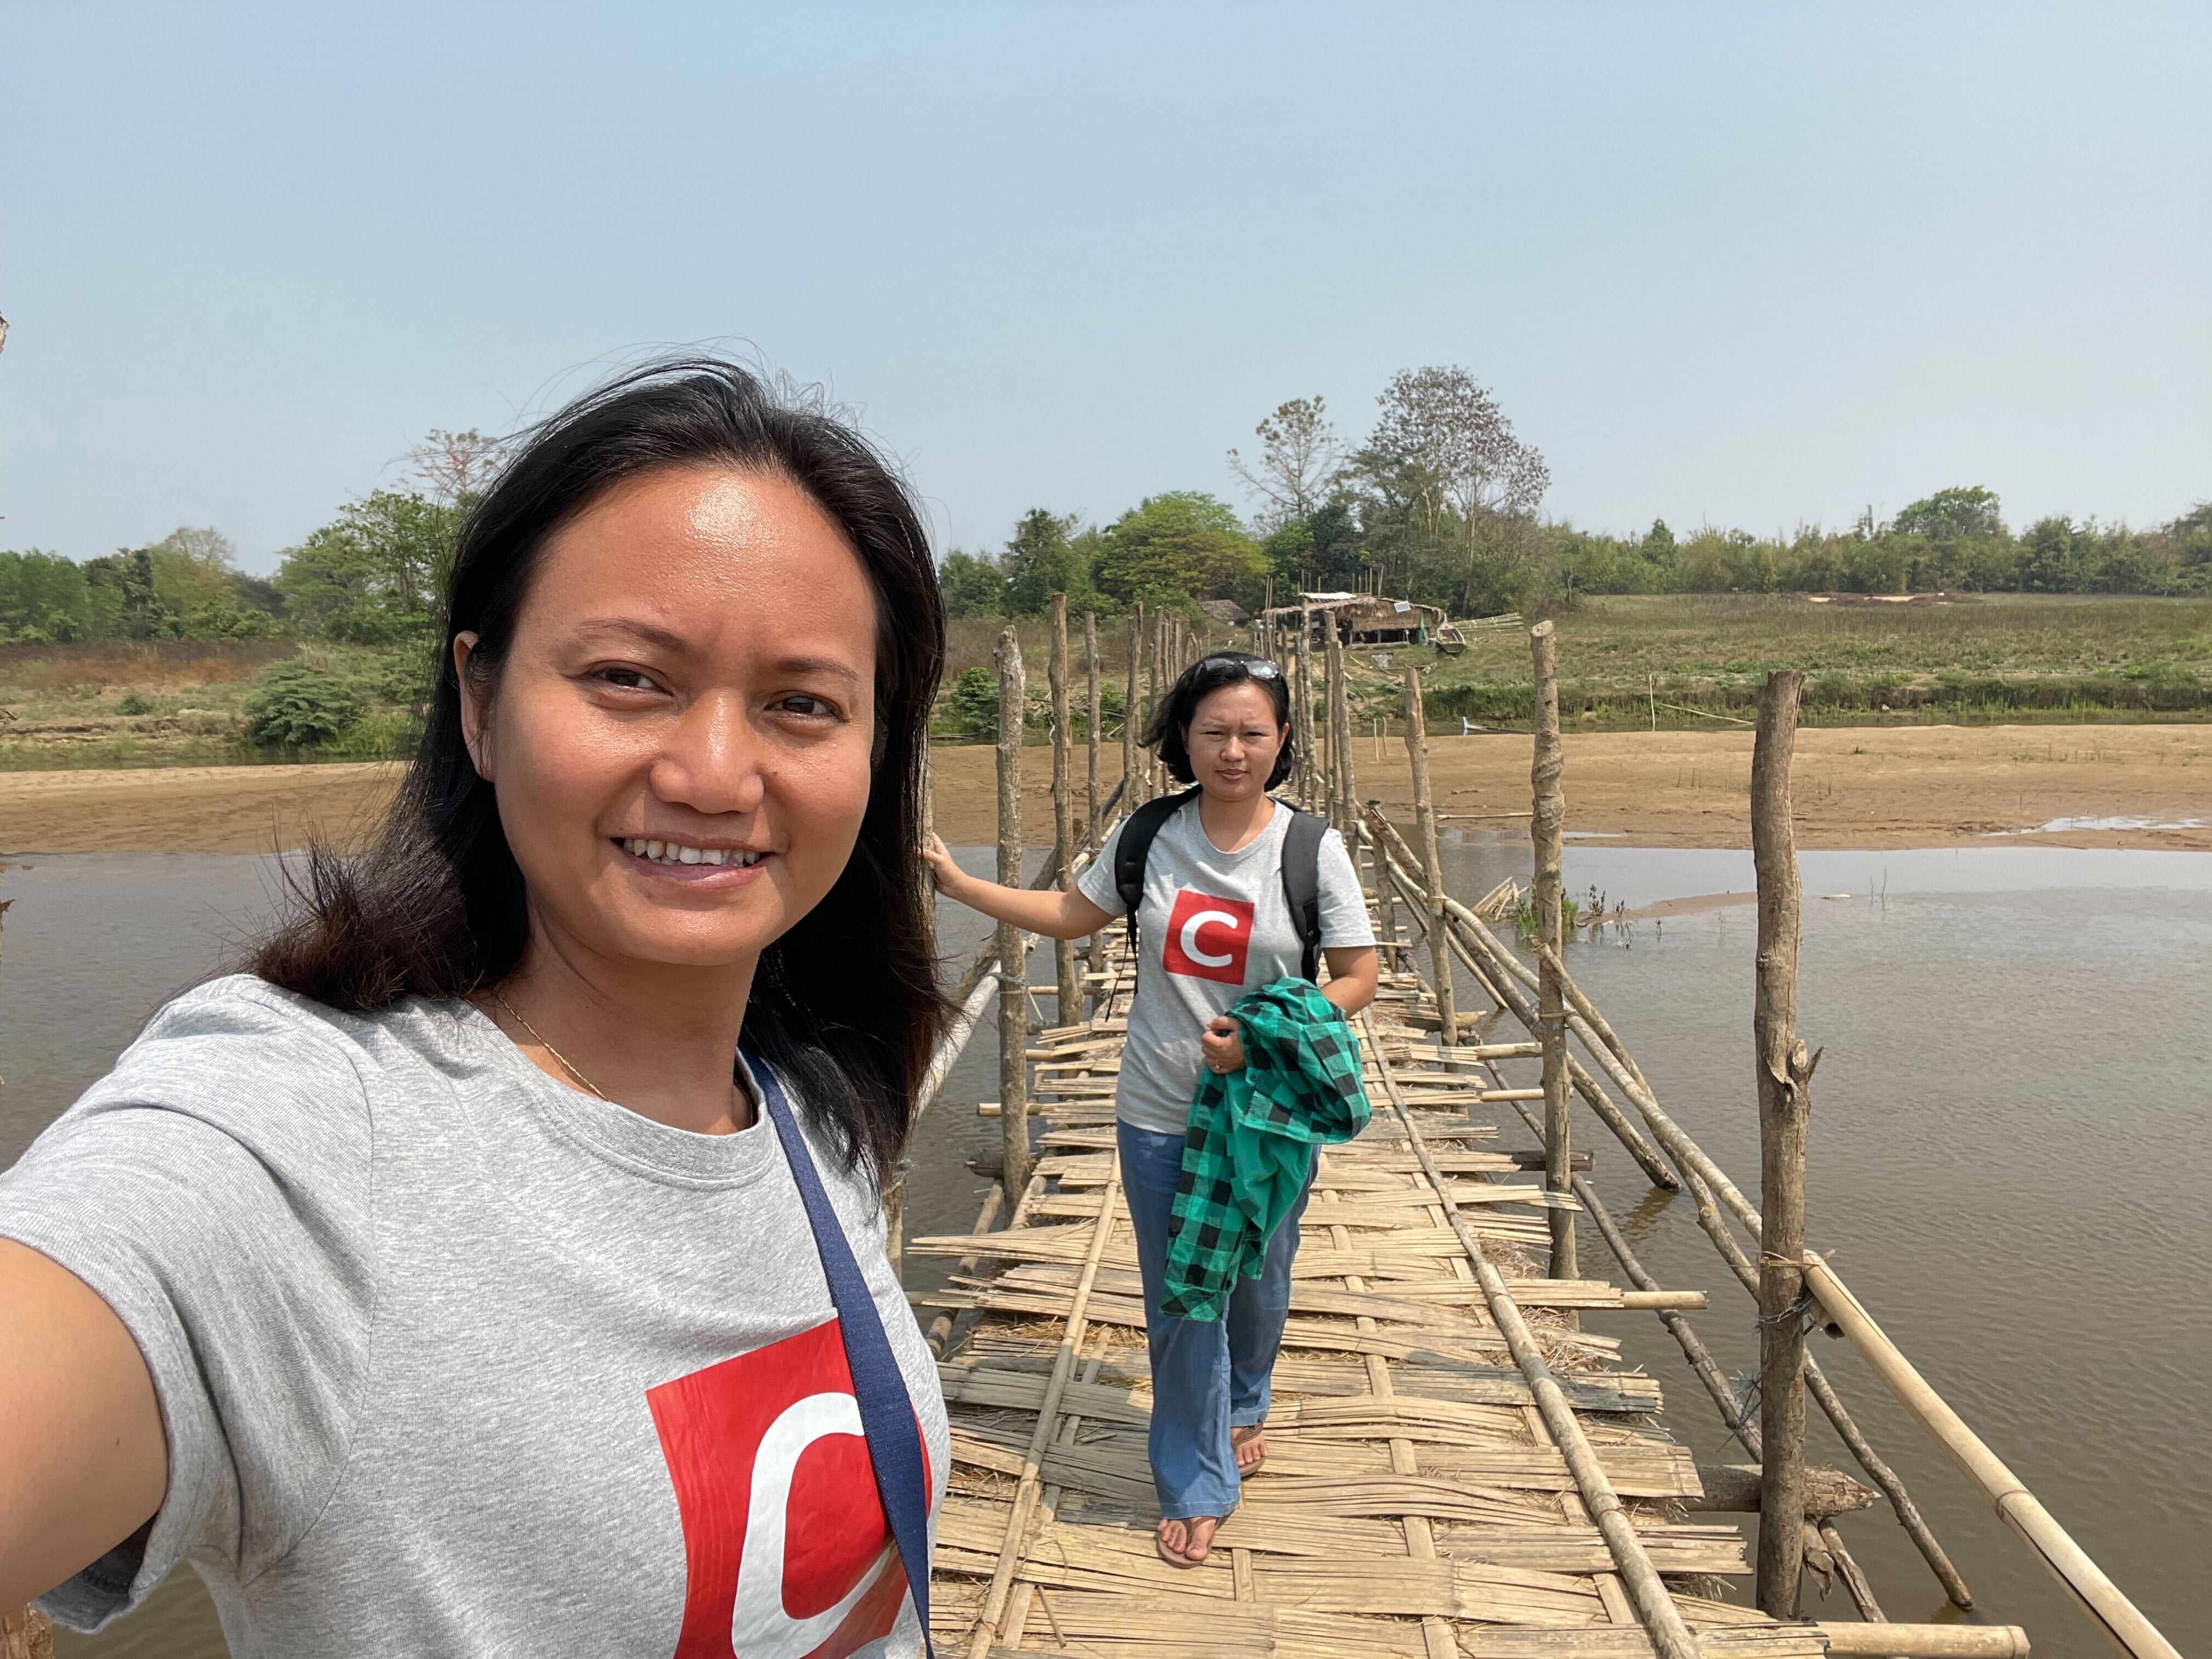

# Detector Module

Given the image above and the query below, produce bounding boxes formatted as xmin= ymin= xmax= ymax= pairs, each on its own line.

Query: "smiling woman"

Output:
xmin=0 ymin=362 xmax=951 ymax=1658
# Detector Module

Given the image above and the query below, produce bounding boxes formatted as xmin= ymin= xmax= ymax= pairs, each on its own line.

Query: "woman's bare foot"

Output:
xmin=1155 ymin=1515 xmax=1220 ymax=1566
xmin=1232 ymin=1425 xmax=1268 ymax=1474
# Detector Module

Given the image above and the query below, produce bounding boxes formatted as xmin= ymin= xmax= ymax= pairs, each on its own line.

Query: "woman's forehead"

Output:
xmin=1193 ymin=682 xmax=1280 ymax=721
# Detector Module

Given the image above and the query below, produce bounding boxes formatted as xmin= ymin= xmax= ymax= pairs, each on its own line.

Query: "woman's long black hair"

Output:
xmin=1141 ymin=650 xmax=1296 ymax=789
xmin=252 ymin=360 xmax=947 ymax=1184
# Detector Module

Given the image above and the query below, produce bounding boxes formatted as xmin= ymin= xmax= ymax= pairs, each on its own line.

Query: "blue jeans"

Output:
xmin=1116 ymin=1119 xmax=1311 ymax=1521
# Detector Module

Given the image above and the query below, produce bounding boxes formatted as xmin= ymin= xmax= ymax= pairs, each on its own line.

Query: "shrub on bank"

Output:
xmin=242 ymin=662 xmax=365 ymax=749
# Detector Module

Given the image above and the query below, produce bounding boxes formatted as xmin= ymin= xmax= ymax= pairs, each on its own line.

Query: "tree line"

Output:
xmin=5 ymin=388 xmax=2207 ymax=652
xmin=944 ymin=374 xmax=2210 ymax=620
xmin=0 ymin=430 xmax=504 ymax=646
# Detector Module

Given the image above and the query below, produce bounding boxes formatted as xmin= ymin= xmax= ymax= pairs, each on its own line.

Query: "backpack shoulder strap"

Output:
xmin=1278 ymin=802 xmax=1328 ymax=984
xmin=1116 ymin=787 xmax=1201 ymax=960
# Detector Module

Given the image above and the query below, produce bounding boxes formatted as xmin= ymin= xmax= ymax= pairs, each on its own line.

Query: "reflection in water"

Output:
xmin=4 ymin=840 xmax=2208 ymax=1655
xmin=1613 ymin=1184 xmax=1681 ymax=1251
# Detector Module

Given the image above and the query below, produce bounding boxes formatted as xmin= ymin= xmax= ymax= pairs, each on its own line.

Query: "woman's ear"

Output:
xmin=454 ymin=633 xmax=494 ymax=781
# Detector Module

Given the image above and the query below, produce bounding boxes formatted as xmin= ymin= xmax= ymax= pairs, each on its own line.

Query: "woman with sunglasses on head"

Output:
xmin=0 ymin=363 xmax=950 ymax=1657
xmin=924 ymin=648 xmax=1379 ymax=1567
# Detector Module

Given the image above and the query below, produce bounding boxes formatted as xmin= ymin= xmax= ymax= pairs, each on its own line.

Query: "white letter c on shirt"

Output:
xmin=730 ymin=1391 xmax=894 ymax=1656
xmin=1178 ymin=908 xmax=1242 ymax=968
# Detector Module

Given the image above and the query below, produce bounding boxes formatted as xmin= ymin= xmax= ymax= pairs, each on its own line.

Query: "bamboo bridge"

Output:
xmin=897 ymin=597 xmax=2182 ymax=1659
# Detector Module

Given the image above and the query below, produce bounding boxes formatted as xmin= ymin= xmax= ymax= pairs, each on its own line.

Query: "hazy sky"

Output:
xmin=2 ymin=2 xmax=2205 ymax=574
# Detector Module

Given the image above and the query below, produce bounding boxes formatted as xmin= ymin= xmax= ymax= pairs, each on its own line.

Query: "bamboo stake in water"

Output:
xmin=1530 ymin=619 xmax=1575 ymax=1280
xmin=994 ymin=627 xmax=1033 ymax=1206
xmin=1047 ymin=596 xmax=1080 ymax=1028
xmin=1400 ymin=665 xmax=1458 ymax=1046
xmin=1752 ymin=668 xmax=1812 ymax=1616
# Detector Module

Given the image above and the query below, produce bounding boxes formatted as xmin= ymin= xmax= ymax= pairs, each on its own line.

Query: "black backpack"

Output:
xmin=1112 ymin=787 xmax=1329 ymax=985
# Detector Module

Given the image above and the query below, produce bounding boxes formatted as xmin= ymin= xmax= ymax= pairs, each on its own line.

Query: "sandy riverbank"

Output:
xmin=0 ymin=725 xmax=2203 ymax=857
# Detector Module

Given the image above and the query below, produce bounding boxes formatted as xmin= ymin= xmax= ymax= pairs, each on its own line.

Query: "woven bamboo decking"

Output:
xmin=911 ymin=902 xmax=1823 ymax=1659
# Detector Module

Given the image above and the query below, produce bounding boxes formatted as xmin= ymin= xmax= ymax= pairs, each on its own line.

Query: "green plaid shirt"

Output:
xmin=1163 ymin=978 xmax=1371 ymax=1321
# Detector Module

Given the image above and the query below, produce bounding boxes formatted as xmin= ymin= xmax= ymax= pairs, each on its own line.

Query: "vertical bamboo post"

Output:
xmin=1530 ymin=619 xmax=1576 ymax=1280
xmin=1124 ymin=604 xmax=1144 ymax=806
xmin=1048 ymin=596 xmax=1081 ymax=1027
xmin=1753 ymin=668 xmax=1813 ymax=1616
xmin=1328 ymin=622 xmax=1356 ymax=836
xmin=1148 ymin=608 xmax=1166 ymax=795
xmin=1085 ymin=610 xmax=1101 ymax=842
xmin=995 ymin=627 xmax=1034 ymax=1206
xmin=1401 ymin=665 xmax=1459 ymax=1046
xmin=1294 ymin=602 xmax=1315 ymax=806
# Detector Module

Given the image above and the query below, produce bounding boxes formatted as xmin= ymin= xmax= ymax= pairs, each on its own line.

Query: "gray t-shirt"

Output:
xmin=0 ymin=974 xmax=946 ymax=1658
xmin=1077 ymin=796 xmax=1375 ymax=1135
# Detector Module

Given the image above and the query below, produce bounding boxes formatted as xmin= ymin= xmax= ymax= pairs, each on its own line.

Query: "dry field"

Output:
xmin=0 ymin=725 xmax=2203 ymax=856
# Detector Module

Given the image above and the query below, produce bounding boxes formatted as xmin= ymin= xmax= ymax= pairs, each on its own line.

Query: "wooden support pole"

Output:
xmin=1085 ymin=610 xmax=1105 ymax=1009
xmin=1327 ymin=620 xmax=1355 ymax=836
xmin=994 ymin=627 xmax=1034 ymax=1207
xmin=1752 ymin=667 xmax=1811 ymax=1616
xmin=1400 ymin=666 xmax=1459 ymax=1047
xmin=1048 ymin=596 xmax=1081 ymax=1028
xmin=1123 ymin=603 xmax=1143 ymax=806
xmin=1084 ymin=610 xmax=1101 ymax=841
xmin=1294 ymin=601 xmax=1316 ymax=806
xmin=1529 ymin=619 xmax=1575 ymax=1280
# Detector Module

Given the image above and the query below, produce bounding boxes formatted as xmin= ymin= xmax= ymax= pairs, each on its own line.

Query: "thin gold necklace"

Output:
xmin=490 ymin=990 xmax=610 ymax=1101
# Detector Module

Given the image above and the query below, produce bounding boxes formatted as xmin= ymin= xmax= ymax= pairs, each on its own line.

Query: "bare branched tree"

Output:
xmin=408 ymin=427 xmax=510 ymax=504
xmin=1227 ymin=396 xmax=1346 ymax=530
xmin=1368 ymin=366 xmax=1548 ymax=524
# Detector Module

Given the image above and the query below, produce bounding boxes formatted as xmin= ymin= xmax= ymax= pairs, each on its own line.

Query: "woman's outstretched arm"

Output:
xmin=922 ymin=836 xmax=1116 ymax=941
xmin=1320 ymin=946 xmax=1380 ymax=1016
xmin=0 ymin=1239 xmax=166 ymax=1611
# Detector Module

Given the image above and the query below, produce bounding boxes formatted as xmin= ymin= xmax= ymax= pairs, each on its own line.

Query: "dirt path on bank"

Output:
xmin=0 ymin=725 xmax=2204 ymax=857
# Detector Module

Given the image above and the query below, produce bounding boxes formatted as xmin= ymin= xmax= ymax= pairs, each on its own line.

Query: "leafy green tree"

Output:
xmin=2018 ymin=516 xmax=2089 ymax=592
xmin=1000 ymin=510 xmax=1090 ymax=615
xmin=1092 ymin=493 xmax=1262 ymax=607
xmin=275 ymin=491 xmax=463 ymax=642
xmin=1227 ymin=396 xmax=1345 ymax=531
xmin=0 ymin=551 xmax=95 ymax=641
xmin=83 ymin=548 xmax=176 ymax=637
xmin=1893 ymin=486 xmax=2002 ymax=540
xmin=937 ymin=549 xmax=1006 ymax=618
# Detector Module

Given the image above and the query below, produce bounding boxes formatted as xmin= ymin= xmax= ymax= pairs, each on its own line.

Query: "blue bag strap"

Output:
xmin=746 ymin=1052 xmax=936 ymax=1657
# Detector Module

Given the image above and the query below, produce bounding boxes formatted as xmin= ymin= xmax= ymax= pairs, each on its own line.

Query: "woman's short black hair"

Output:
xmin=1142 ymin=649 xmax=1296 ymax=790
xmin=251 ymin=358 xmax=946 ymax=1185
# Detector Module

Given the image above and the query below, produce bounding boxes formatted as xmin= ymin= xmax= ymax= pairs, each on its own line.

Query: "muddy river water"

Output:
xmin=2 ymin=839 xmax=2206 ymax=1656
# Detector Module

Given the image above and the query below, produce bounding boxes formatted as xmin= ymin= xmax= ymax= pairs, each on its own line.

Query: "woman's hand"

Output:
xmin=921 ymin=834 xmax=966 ymax=895
xmin=1200 ymin=1015 xmax=1246 ymax=1075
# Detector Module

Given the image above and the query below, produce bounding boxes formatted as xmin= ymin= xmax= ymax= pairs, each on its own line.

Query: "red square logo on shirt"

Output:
xmin=1161 ymin=889 xmax=1256 ymax=984
xmin=647 ymin=1318 xmax=923 ymax=1659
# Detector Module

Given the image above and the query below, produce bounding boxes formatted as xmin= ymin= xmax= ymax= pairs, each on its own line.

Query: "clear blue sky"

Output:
xmin=2 ymin=2 xmax=2205 ymax=574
